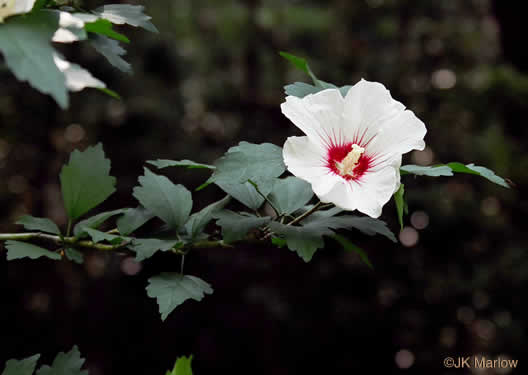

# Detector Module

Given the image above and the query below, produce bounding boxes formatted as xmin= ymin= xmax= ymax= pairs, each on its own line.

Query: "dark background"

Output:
xmin=1 ymin=0 xmax=527 ymax=373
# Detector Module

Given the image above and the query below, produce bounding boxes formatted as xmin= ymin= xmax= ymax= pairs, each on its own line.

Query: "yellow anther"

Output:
xmin=336 ymin=144 xmax=365 ymax=176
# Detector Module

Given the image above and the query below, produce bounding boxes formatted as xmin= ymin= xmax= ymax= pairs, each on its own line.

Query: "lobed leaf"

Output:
xmin=5 ymin=241 xmax=61 ymax=261
xmin=268 ymin=177 xmax=314 ymax=215
xmin=147 ymin=159 xmax=215 ymax=170
xmin=213 ymin=210 xmax=270 ymax=243
xmin=0 ymin=11 xmax=67 ymax=108
xmin=16 ymin=215 xmax=61 ymax=235
xmin=184 ymin=196 xmax=230 ymax=240
xmin=60 ymin=143 xmax=116 ymax=221
xmin=133 ymin=168 xmax=193 ymax=231
xmin=36 ymin=345 xmax=87 ymax=375
xmin=94 ymin=4 xmax=158 ymax=33
xmin=2 ymin=354 xmax=40 ymax=375
xmin=146 ymin=273 xmax=213 ymax=321
xmin=130 ymin=238 xmax=182 ymax=262
xmin=216 ymin=178 xmax=274 ymax=211
xmin=89 ymin=34 xmax=131 ymax=73
xmin=117 ymin=206 xmax=155 ymax=236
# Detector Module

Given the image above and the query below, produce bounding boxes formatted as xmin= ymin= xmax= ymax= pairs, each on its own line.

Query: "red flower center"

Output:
xmin=326 ymin=142 xmax=371 ymax=181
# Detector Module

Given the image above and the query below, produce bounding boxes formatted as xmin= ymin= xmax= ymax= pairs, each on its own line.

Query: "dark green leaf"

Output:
xmin=213 ymin=210 xmax=270 ymax=243
xmin=447 ymin=162 xmax=510 ymax=188
xmin=165 ymin=356 xmax=193 ymax=375
xmin=94 ymin=4 xmax=158 ymax=33
xmin=84 ymin=18 xmax=129 ymax=43
xmin=185 ymin=196 xmax=230 ymax=239
xmin=216 ymin=178 xmax=274 ymax=211
xmin=36 ymin=345 xmax=87 ymax=375
xmin=73 ymin=209 xmax=126 ymax=237
xmin=400 ymin=164 xmax=453 ymax=176
xmin=65 ymin=248 xmax=84 ymax=264
xmin=5 ymin=241 xmax=61 ymax=261
xmin=83 ymin=228 xmax=125 ymax=244
xmin=89 ymin=34 xmax=131 ymax=73
xmin=117 ymin=206 xmax=155 ymax=236
xmin=2 ymin=354 xmax=40 ymax=375
xmin=146 ymin=273 xmax=213 ymax=321
xmin=268 ymin=177 xmax=314 ymax=215
xmin=332 ymin=234 xmax=373 ymax=269
xmin=60 ymin=143 xmax=116 ymax=220
xmin=394 ymin=184 xmax=405 ymax=230
xmin=130 ymin=238 xmax=181 ymax=262
xmin=268 ymin=221 xmax=331 ymax=262
xmin=133 ymin=168 xmax=193 ymax=231
xmin=16 ymin=215 xmax=61 ymax=235
xmin=0 ymin=11 xmax=68 ymax=108
xmin=279 ymin=51 xmax=317 ymax=82
xmin=271 ymin=237 xmax=287 ymax=248
xmin=147 ymin=159 xmax=215 ymax=170
xmin=208 ymin=142 xmax=285 ymax=186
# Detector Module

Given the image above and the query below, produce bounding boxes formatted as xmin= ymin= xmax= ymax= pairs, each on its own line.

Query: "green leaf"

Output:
xmin=332 ymin=234 xmax=373 ymax=269
xmin=147 ymin=159 xmax=215 ymax=170
xmin=213 ymin=210 xmax=270 ymax=243
xmin=394 ymin=184 xmax=405 ymax=230
xmin=401 ymin=162 xmax=510 ymax=188
xmin=117 ymin=206 xmax=155 ymax=236
xmin=284 ymin=82 xmax=322 ymax=98
xmin=303 ymin=215 xmax=397 ymax=243
xmin=16 ymin=215 xmax=61 ymax=235
xmin=268 ymin=221 xmax=331 ymax=262
xmin=94 ymin=4 xmax=158 ymax=33
xmin=89 ymin=34 xmax=131 ymax=73
xmin=2 ymin=354 xmax=40 ymax=375
xmin=268 ymin=177 xmax=314 ymax=215
xmin=60 ymin=143 xmax=117 ymax=220
xmin=400 ymin=164 xmax=453 ymax=176
xmin=208 ymin=142 xmax=285 ymax=186
xmin=216 ymin=178 xmax=274 ymax=211
xmin=185 ymin=196 xmax=230 ymax=239
xmin=73 ymin=209 xmax=126 ymax=237
xmin=130 ymin=238 xmax=182 ymax=262
xmin=165 ymin=356 xmax=193 ymax=375
xmin=84 ymin=18 xmax=129 ymax=43
xmin=146 ymin=273 xmax=213 ymax=321
xmin=83 ymin=228 xmax=124 ymax=244
xmin=36 ymin=345 xmax=87 ymax=375
xmin=133 ymin=168 xmax=193 ymax=231
xmin=65 ymin=248 xmax=84 ymax=264
xmin=97 ymin=87 xmax=121 ymax=100
xmin=5 ymin=241 xmax=61 ymax=261
xmin=279 ymin=51 xmax=317 ymax=82
xmin=0 ymin=11 xmax=68 ymax=108
xmin=447 ymin=162 xmax=510 ymax=188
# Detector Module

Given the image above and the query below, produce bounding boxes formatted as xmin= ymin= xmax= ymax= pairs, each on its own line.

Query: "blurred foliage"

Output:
xmin=1 ymin=0 xmax=527 ymax=373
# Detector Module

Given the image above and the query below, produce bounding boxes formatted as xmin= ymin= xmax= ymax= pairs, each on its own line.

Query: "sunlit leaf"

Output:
xmin=94 ymin=4 xmax=158 ymax=33
xmin=165 ymin=355 xmax=193 ymax=375
xmin=84 ymin=18 xmax=129 ymax=43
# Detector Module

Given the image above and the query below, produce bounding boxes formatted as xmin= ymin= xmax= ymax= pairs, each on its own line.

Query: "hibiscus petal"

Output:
xmin=283 ymin=135 xmax=340 ymax=196
xmin=343 ymin=79 xmax=406 ymax=145
xmin=281 ymin=89 xmax=346 ymax=150
xmin=320 ymin=158 xmax=400 ymax=218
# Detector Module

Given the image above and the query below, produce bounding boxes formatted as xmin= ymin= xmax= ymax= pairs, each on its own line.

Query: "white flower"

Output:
xmin=281 ymin=79 xmax=427 ymax=218
xmin=0 ymin=0 xmax=36 ymax=23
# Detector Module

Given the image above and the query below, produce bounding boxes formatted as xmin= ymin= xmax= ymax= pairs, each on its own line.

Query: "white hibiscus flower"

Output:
xmin=0 ymin=0 xmax=36 ymax=23
xmin=281 ymin=79 xmax=427 ymax=218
